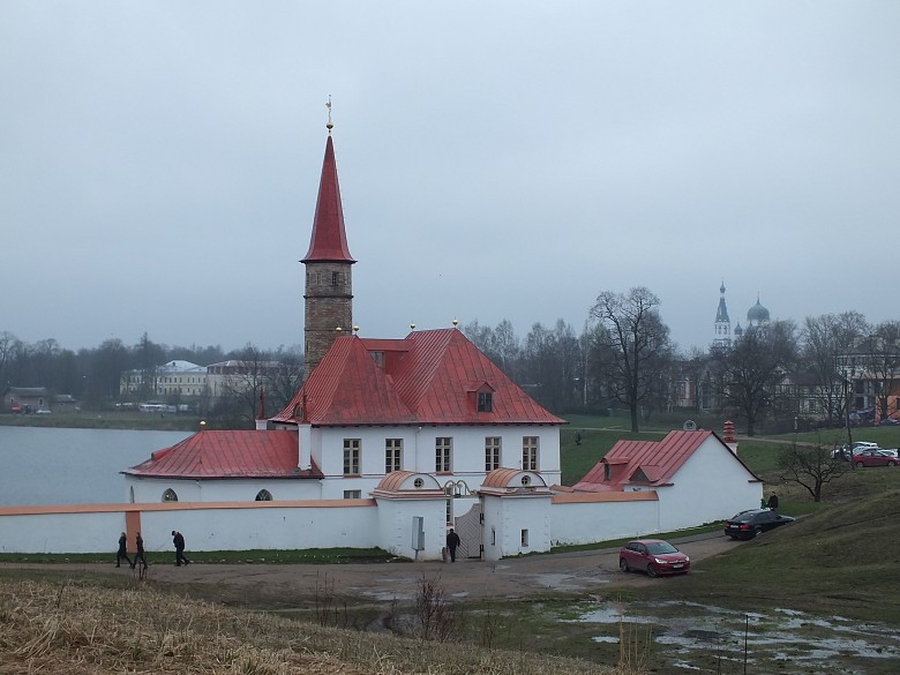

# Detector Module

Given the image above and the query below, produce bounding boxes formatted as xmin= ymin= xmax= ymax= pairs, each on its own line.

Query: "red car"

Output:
xmin=852 ymin=449 xmax=899 ymax=467
xmin=618 ymin=539 xmax=690 ymax=577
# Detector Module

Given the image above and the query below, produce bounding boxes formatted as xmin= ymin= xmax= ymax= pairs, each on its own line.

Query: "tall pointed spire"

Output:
xmin=713 ymin=280 xmax=732 ymax=348
xmin=301 ymin=134 xmax=356 ymax=263
xmin=302 ymin=107 xmax=355 ymax=380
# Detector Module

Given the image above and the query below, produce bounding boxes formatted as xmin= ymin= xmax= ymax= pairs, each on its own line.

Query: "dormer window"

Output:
xmin=477 ymin=391 xmax=493 ymax=412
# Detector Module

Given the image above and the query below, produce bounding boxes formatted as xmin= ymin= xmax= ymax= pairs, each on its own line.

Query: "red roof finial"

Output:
xmin=326 ymin=94 xmax=333 ymax=133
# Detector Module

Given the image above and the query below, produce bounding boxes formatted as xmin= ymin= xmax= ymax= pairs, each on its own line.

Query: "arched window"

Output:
xmin=255 ymin=489 xmax=273 ymax=501
xmin=162 ymin=488 xmax=178 ymax=502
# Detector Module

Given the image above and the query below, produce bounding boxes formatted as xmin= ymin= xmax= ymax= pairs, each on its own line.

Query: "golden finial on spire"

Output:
xmin=326 ymin=95 xmax=333 ymax=132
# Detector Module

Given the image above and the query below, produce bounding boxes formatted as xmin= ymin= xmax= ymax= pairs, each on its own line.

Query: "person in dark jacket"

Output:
xmin=767 ymin=491 xmax=779 ymax=511
xmin=133 ymin=531 xmax=148 ymax=572
xmin=116 ymin=532 xmax=134 ymax=569
xmin=446 ymin=528 xmax=461 ymax=562
xmin=172 ymin=530 xmax=190 ymax=566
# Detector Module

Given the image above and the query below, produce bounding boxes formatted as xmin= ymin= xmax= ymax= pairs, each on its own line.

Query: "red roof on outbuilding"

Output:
xmin=272 ymin=328 xmax=564 ymax=426
xmin=123 ymin=429 xmax=321 ymax=480
xmin=572 ymin=429 xmax=760 ymax=492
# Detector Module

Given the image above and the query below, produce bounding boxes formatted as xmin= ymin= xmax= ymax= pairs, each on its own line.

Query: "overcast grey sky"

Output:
xmin=2 ymin=2 xmax=898 ymax=355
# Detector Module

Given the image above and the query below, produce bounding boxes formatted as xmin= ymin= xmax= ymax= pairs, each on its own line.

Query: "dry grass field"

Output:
xmin=1 ymin=576 xmax=629 ymax=675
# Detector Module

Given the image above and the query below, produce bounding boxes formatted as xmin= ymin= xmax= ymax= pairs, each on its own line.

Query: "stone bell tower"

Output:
xmin=301 ymin=117 xmax=355 ymax=379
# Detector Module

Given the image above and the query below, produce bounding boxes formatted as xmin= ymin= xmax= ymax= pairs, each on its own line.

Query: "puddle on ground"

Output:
xmin=569 ymin=599 xmax=900 ymax=673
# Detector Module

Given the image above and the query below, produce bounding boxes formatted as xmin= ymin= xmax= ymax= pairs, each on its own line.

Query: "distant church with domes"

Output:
xmin=712 ymin=282 xmax=771 ymax=348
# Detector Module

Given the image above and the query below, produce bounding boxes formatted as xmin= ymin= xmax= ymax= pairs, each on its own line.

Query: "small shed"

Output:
xmin=3 ymin=387 xmax=50 ymax=413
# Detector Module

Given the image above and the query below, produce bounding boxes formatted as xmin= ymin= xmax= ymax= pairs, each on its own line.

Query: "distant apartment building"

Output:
xmin=119 ymin=360 xmax=208 ymax=399
xmin=119 ymin=359 xmax=286 ymax=404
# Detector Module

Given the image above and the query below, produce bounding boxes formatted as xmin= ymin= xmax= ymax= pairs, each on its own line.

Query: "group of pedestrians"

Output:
xmin=115 ymin=529 xmax=190 ymax=570
xmin=116 ymin=531 xmax=147 ymax=570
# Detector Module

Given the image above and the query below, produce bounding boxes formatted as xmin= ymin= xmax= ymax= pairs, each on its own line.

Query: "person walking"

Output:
xmin=133 ymin=531 xmax=148 ymax=572
xmin=446 ymin=528 xmax=461 ymax=563
xmin=767 ymin=491 xmax=779 ymax=512
xmin=116 ymin=532 xmax=134 ymax=569
xmin=172 ymin=530 xmax=190 ymax=566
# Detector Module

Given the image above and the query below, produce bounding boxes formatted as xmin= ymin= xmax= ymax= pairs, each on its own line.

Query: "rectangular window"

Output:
xmin=521 ymin=529 xmax=529 ymax=547
xmin=385 ymin=438 xmax=403 ymax=473
xmin=522 ymin=436 xmax=539 ymax=470
xmin=331 ymin=271 xmax=340 ymax=286
xmin=343 ymin=490 xmax=361 ymax=499
xmin=485 ymin=436 xmax=501 ymax=471
xmin=477 ymin=391 xmax=493 ymax=412
xmin=435 ymin=437 xmax=452 ymax=472
xmin=343 ymin=438 xmax=361 ymax=475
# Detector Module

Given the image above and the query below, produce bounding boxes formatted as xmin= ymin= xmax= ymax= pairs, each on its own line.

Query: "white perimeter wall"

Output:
xmin=481 ymin=494 xmax=552 ymax=561
xmin=550 ymin=495 xmax=660 ymax=546
xmin=0 ymin=510 xmax=126 ymax=554
xmin=374 ymin=497 xmax=447 ymax=560
xmin=0 ymin=502 xmax=379 ymax=555
xmin=655 ymin=437 xmax=763 ymax=531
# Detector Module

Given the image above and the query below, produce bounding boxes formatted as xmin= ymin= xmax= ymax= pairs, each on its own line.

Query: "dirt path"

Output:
xmin=6 ymin=532 xmax=741 ymax=606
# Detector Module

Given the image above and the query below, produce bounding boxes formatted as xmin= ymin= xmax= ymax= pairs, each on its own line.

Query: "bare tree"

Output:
xmin=800 ymin=312 xmax=869 ymax=425
xmin=267 ymin=346 xmax=304 ymax=413
xmin=863 ymin=321 xmax=900 ymax=422
xmin=589 ymin=287 xmax=674 ymax=432
xmin=779 ymin=440 xmax=848 ymax=502
xmin=521 ymin=319 xmax=580 ymax=412
xmin=462 ymin=318 xmax=522 ymax=380
xmin=0 ymin=331 xmax=21 ymax=388
xmin=722 ymin=320 xmax=798 ymax=436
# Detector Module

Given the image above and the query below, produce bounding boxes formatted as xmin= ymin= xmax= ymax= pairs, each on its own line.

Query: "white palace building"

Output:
xmin=0 ymin=124 xmax=762 ymax=560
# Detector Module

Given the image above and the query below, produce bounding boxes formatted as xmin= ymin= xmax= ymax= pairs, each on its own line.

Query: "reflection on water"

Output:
xmin=572 ymin=599 xmax=900 ymax=673
xmin=0 ymin=427 xmax=190 ymax=506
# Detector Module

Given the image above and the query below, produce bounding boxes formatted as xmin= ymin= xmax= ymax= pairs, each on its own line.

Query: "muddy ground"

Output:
xmin=8 ymin=532 xmax=739 ymax=606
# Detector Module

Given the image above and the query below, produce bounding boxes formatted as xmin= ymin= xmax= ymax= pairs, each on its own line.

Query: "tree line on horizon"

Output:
xmin=3 ymin=287 xmax=899 ymax=435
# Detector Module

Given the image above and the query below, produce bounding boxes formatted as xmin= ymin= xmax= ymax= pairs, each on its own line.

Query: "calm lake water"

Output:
xmin=0 ymin=427 xmax=191 ymax=506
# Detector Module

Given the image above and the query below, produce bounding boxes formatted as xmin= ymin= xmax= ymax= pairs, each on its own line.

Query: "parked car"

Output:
xmin=619 ymin=539 xmax=690 ymax=577
xmin=877 ymin=418 xmax=900 ymax=426
xmin=724 ymin=509 xmax=795 ymax=540
xmin=852 ymin=449 xmax=899 ymax=467
xmin=831 ymin=441 xmax=879 ymax=460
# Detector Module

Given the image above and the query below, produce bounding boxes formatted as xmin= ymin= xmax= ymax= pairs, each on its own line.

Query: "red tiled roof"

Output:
xmin=123 ymin=430 xmax=322 ymax=480
xmin=572 ymin=429 xmax=760 ymax=492
xmin=272 ymin=328 xmax=565 ymax=426
xmin=301 ymin=134 xmax=355 ymax=263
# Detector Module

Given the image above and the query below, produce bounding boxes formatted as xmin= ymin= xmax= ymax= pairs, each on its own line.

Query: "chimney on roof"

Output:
xmin=255 ymin=387 xmax=269 ymax=431
xmin=723 ymin=420 xmax=738 ymax=455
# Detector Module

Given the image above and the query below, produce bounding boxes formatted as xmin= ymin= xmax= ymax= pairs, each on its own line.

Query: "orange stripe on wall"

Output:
xmin=125 ymin=511 xmax=141 ymax=548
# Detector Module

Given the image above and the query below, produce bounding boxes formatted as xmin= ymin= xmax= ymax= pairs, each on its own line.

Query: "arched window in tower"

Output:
xmin=162 ymin=488 xmax=178 ymax=502
xmin=255 ymin=489 xmax=273 ymax=501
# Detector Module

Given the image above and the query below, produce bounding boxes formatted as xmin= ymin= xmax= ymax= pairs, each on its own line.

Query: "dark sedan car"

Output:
xmin=724 ymin=509 xmax=795 ymax=540
xmin=619 ymin=539 xmax=690 ymax=577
